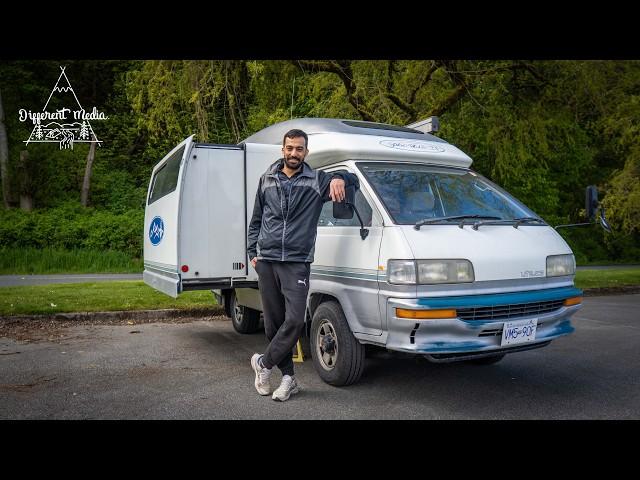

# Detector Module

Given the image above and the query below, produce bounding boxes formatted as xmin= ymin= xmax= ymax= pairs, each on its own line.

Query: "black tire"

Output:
xmin=230 ymin=291 xmax=261 ymax=334
xmin=222 ymin=290 xmax=233 ymax=319
xmin=310 ymin=301 xmax=365 ymax=386
xmin=467 ymin=353 xmax=506 ymax=365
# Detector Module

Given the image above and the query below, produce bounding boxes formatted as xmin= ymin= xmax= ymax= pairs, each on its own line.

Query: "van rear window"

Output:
xmin=148 ymin=146 xmax=185 ymax=205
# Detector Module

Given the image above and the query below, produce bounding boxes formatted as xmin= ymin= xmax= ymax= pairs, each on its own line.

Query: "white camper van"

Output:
xmin=144 ymin=118 xmax=587 ymax=386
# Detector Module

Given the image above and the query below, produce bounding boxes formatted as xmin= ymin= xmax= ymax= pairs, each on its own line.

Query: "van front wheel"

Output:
xmin=310 ymin=301 xmax=365 ymax=386
xmin=230 ymin=291 xmax=261 ymax=334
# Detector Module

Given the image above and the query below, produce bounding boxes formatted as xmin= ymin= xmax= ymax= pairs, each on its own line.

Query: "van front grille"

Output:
xmin=457 ymin=300 xmax=564 ymax=321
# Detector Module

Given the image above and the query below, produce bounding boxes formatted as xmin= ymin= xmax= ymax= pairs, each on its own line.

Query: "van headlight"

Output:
xmin=418 ymin=259 xmax=474 ymax=284
xmin=546 ymin=254 xmax=575 ymax=277
xmin=388 ymin=259 xmax=474 ymax=284
xmin=387 ymin=260 xmax=417 ymax=284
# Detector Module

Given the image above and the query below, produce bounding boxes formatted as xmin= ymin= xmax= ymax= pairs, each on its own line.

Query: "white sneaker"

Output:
xmin=272 ymin=375 xmax=300 ymax=402
xmin=251 ymin=353 xmax=271 ymax=395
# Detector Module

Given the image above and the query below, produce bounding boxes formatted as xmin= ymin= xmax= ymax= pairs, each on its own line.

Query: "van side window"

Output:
xmin=148 ymin=146 xmax=185 ymax=205
xmin=318 ymin=172 xmax=372 ymax=227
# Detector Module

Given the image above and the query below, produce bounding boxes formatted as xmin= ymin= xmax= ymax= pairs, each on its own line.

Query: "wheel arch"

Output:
xmin=307 ymin=292 xmax=340 ymax=336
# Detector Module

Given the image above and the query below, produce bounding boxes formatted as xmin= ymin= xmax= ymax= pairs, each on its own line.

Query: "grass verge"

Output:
xmin=574 ymin=268 xmax=640 ymax=289
xmin=1 ymin=269 xmax=639 ymax=316
xmin=0 ymin=281 xmax=215 ymax=316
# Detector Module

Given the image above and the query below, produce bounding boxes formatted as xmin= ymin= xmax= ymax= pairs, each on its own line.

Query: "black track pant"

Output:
xmin=255 ymin=260 xmax=310 ymax=376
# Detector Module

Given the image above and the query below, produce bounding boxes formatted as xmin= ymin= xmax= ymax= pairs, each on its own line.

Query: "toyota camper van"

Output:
xmin=144 ymin=118 xmax=589 ymax=386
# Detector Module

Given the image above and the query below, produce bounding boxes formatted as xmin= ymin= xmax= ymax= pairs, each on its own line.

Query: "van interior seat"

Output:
xmin=404 ymin=191 xmax=436 ymax=217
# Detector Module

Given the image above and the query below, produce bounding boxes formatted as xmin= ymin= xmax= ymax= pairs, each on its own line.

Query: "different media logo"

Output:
xmin=19 ymin=66 xmax=108 ymax=150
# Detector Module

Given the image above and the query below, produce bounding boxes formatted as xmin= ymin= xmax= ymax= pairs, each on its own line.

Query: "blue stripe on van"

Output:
xmin=537 ymin=320 xmax=575 ymax=338
xmin=310 ymin=267 xmax=379 ymax=281
xmin=416 ymin=286 xmax=582 ymax=308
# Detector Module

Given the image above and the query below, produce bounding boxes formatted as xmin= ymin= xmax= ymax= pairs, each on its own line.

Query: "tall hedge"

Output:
xmin=0 ymin=201 xmax=144 ymax=258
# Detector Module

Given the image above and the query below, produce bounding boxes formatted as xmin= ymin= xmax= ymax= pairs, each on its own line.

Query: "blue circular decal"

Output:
xmin=149 ymin=216 xmax=165 ymax=246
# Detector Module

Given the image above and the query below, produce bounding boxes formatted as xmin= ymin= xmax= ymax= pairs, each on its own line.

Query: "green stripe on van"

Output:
xmin=144 ymin=260 xmax=178 ymax=274
xmin=311 ymin=266 xmax=380 ymax=281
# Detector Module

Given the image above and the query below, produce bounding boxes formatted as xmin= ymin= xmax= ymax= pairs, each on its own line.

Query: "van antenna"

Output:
xmin=290 ymin=77 xmax=296 ymax=119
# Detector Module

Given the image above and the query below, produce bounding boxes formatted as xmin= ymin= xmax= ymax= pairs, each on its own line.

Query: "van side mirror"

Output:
xmin=555 ymin=185 xmax=612 ymax=233
xmin=599 ymin=210 xmax=612 ymax=233
xmin=331 ymin=184 xmax=369 ymax=240
xmin=586 ymin=185 xmax=598 ymax=221
xmin=583 ymin=185 xmax=612 ymax=233
xmin=333 ymin=184 xmax=355 ymax=219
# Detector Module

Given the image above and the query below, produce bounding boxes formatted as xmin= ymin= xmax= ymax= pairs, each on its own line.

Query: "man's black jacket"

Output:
xmin=247 ymin=158 xmax=359 ymax=263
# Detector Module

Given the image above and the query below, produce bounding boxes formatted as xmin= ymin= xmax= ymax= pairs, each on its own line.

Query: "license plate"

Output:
xmin=501 ymin=318 xmax=538 ymax=346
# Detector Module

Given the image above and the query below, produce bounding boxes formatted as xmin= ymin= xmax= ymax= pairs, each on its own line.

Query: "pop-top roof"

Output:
xmin=240 ymin=118 xmax=448 ymax=145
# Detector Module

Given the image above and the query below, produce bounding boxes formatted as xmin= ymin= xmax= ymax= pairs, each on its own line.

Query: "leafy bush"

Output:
xmin=0 ymin=247 xmax=143 ymax=274
xmin=90 ymin=167 xmax=148 ymax=213
xmin=0 ymin=203 xmax=144 ymax=258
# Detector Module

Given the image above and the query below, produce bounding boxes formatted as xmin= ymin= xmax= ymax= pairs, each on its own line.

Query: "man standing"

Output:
xmin=247 ymin=128 xmax=359 ymax=401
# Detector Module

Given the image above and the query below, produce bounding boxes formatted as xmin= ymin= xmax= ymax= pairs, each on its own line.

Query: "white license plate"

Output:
xmin=501 ymin=318 xmax=538 ymax=346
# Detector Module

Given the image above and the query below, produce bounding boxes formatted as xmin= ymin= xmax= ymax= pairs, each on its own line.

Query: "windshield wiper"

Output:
xmin=414 ymin=215 xmax=501 ymax=230
xmin=472 ymin=217 xmax=546 ymax=230
xmin=513 ymin=217 xmax=546 ymax=228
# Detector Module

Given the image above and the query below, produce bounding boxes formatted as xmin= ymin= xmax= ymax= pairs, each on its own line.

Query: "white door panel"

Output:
xmin=143 ymin=136 xmax=194 ymax=297
xmin=179 ymin=146 xmax=246 ymax=280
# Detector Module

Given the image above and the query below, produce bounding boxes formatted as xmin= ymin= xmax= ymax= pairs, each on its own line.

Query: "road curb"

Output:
xmin=1 ymin=287 xmax=639 ymax=323
xmin=581 ymin=285 xmax=640 ymax=296
xmin=0 ymin=306 xmax=226 ymax=323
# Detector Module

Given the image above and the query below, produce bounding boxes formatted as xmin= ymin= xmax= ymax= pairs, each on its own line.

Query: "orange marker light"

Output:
xmin=564 ymin=296 xmax=583 ymax=306
xmin=396 ymin=308 xmax=457 ymax=319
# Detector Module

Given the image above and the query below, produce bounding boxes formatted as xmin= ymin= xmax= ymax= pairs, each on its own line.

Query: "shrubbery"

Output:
xmin=0 ymin=201 xmax=144 ymax=258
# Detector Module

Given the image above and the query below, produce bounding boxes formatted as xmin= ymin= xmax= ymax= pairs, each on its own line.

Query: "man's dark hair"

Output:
xmin=282 ymin=129 xmax=308 ymax=148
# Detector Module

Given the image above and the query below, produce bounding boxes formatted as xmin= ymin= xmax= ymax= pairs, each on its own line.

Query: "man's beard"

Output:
xmin=284 ymin=156 xmax=303 ymax=170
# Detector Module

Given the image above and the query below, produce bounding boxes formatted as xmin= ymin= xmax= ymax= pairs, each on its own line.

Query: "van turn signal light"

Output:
xmin=396 ymin=308 xmax=457 ymax=319
xmin=563 ymin=296 xmax=582 ymax=306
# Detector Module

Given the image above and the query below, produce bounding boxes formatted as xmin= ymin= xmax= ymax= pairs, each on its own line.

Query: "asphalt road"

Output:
xmin=1 ymin=294 xmax=638 ymax=419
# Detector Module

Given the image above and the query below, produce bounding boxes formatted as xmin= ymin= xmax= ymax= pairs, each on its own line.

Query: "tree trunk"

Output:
xmin=81 ymin=139 xmax=96 ymax=207
xmin=0 ymin=88 xmax=11 ymax=209
xmin=18 ymin=150 xmax=33 ymax=211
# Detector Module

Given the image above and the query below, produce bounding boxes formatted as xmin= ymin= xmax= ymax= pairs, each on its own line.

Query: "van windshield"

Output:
xmin=356 ymin=162 xmax=542 ymax=225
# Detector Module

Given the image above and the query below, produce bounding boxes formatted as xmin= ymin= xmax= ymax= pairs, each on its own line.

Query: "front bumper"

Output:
xmin=386 ymin=286 xmax=582 ymax=361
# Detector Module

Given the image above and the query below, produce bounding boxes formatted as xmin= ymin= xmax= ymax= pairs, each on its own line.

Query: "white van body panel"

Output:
xmin=144 ymin=138 xmax=265 ymax=297
xmin=143 ymin=136 xmax=194 ymax=297
xmin=179 ymin=145 xmax=246 ymax=281
xmin=377 ymin=225 xmax=416 ymax=294
xmin=311 ymin=163 xmax=385 ymax=335
xmin=313 ymin=225 xmax=384 ymax=335
xmin=397 ymin=224 xmax=573 ymax=282
xmin=306 ymin=132 xmax=473 ymax=169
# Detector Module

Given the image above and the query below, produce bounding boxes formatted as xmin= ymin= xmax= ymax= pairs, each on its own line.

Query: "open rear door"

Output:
xmin=143 ymin=136 xmax=194 ymax=297
xmin=178 ymin=144 xmax=248 ymax=291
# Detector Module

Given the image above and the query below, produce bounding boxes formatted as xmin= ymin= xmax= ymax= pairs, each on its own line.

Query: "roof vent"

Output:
xmin=406 ymin=116 xmax=439 ymax=134
xmin=341 ymin=120 xmax=423 ymax=134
